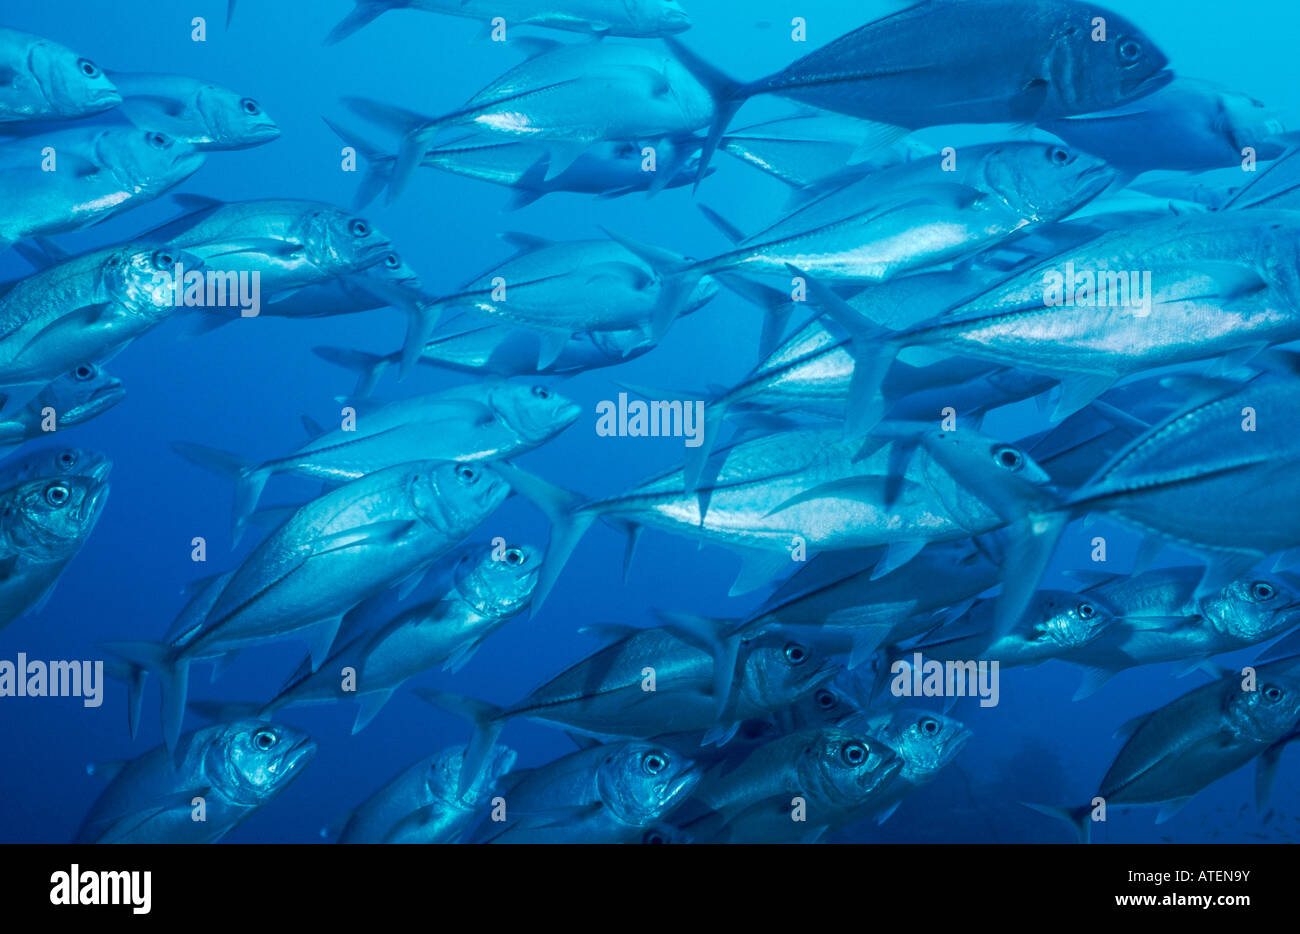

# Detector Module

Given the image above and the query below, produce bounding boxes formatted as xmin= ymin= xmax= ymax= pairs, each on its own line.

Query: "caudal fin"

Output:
xmin=489 ymin=462 xmax=598 ymax=615
xmin=664 ymin=38 xmax=754 ymax=190
xmin=1020 ymin=801 xmax=1093 ymax=844
xmin=787 ymin=265 xmax=898 ymax=436
xmin=324 ymin=0 xmax=388 ymax=45
xmin=602 ymin=227 xmax=703 ymax=340
xmin=102 ymin=641 xmax=191 ymax=756
xmin=322 ymin=118 xmax=395 ymax=209
xmin=312 ymin=345 xmax=394 ymax=398
xmin=415 ymin=689 xmax=507 ymax=798
xmin=170 ymin=442 xmax=271 ymax=548
xmin=342 ymin=97 xmax=440 ymax=201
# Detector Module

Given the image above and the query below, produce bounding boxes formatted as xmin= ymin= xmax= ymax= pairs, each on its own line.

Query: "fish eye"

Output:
xmin=147 ymin=132 xmax=169 ymax=150
xmin=252 ymin=728 xmax=278 ymax=750
xmin=1078 ymin=602 xmax=1096 ymax=619
xmin=642 ymin=752 xmax=667 ymax=775
xmin=58 ymin=450 xmax=78 ymax=469
xmin=1118 ymin=38 xmax=1143 ymax=63
xmin=1252 ymin=581 xmax=1276 ymax=601
xmin=383 ymin=253 xmax=401 ymax=269
xmin=1263 ymin=684 xmax=1284 ymax=703
xmin=504 ymin=547 xmax=525 ymax=566
xmin=349 ymin=219 xmax=370 ymax=237
xmin=73 ymin=365 xmax=95 ymax=382
xmin=992 ymin=444 xmax=1024 ymax=471
xmin=240 ymin=97 xmax=261 ymax=115
xmin=531 ymin=386 xmax=551 ymax=399
xmin=814 ymin=688 xmax=837 ymax=710
xmin=45 ymin=483 xmax=70 ymax=507
xmin=151 ymin=249 xmax=176 ymax=270
xmin=1047 ymin=146 xmax=1074 ymax=166
xmin=920 ymin=717 xmax=941 ymax=735
xmin=78 ymin=58 xmax=100 ymax=78
xmin=841 ymin=741 xmax=868 ymax=766
xmin=643 ymin=829 xmax=667 ymax=844
xmin=784 ymin=642 xmax=808 ymax=665
xmin=454 ymin=464 xmax=477 ymax=484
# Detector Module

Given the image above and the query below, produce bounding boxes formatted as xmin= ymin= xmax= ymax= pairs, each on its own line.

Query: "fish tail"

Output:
xmin=664 ymin=37 xmax=754 ymax=190
xmin=654 ymin=610 xmax=743 ymax=719
xmin=341 ymin=97 xmax=439 ymax=201
xmin=231 ymin=467 xmax=272 ymax=550
xmin=489 ymin=462 xmax=598 ymax=615
xmin=399 ymin=300 xmax=444 ymax=380
xmin=323 ymin=0 xmax=390 ymax=45
xmin=226 ymin=0 xmax=236 ymax=29
xmin=311 ymin=345 xmax=392 ymax=398
xmin=506 ymin=156 xmax=552 ymax=212
xmin=713 ymin=273 xmax=796 ymax=363
xmin=169 ymin=441 xmax=269 ymax=548
xmin=787 ymin=264 xmax=896 ymax=436
xmin=600 ymin=226 xmax=703 ymax=340
xmin=414 ymin=689 xmax=507 ymax=799
xmin=1021 ymin=802 xmax=1093 ymax=844
xmin=321 ymin=117 xmax=394 ymax=209
xmin=102 ymin=641 xmax=191 ymax=755
xmin=100 ymin=657 xmax=148 ymax=740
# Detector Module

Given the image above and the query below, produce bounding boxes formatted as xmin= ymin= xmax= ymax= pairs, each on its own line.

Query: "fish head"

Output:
xmin=1225 ymin=673 xmax=1300 ymax=743
xmin=28 ymin=38 xmax=120 ymax=118
xmin=486 ymin=382 xmax=582 ymax=444
xmin=0 ymin=447 xmax=109 ymax=488
xmin=737 ymin=628 xmax=839 ymax=710
xmin=624 ymin=0 xmax=692 ymax=35
xmin=414 ymin=462 xmax=510 ymax=535
xmin=1027 ymin=589 xmax=1117 ymax=648
xmin=98 ymin=128 xmax=206 ymax=188
xmin=1203 ymin=572 xmax=1300 ymax=641
xmin=210 ymin=720 xmax=317 ymax=804
xmin=429 ymin=744 xmax=517 ymax=806
xmin=977 ymin=142 xmax=1114 ymax=222
xmin=298 ymin=205 xmax=395 ymax=274
xmin=37 ymin=364 xmax=125 ymax=427
xmin=894 ymin=424 xmax=1053 ymax=527
xmin=371 ymin=250 xmax=423 ymax=291
xmin=2 ymin=471 xmax=110 ymax=559
xmin=115 ymin=243 xmax=207 ymax=318
xmin=452 ymin=540 xmax=541 ymax=618
xmin=1044 ymin=10 xmax=1172 ymax=116
xmin=596 ymin=742 xmax=700 ymax=826
xmin=879 ymin=709 xmax=971 ymax=784
xmin=192 ymin=84 xmax=280 ymax=149
xmin=796 ymin=727 xmax=901 ymax=811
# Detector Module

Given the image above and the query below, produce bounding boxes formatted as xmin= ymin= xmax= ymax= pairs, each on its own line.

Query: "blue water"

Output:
xmin=1 ymin=0 xmax=1298 ymax=844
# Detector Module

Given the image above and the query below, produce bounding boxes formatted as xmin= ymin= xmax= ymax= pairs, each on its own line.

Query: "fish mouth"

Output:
xmin=83 ymin=459 xmax=114 ymax=485
xmin=81 ymin=481 xmax=111 ymax=526
xmin=661 ymin=11 xmax=692 ymax=33
xmin=657 ymin=767 xmax=701 ymax=806
xmin=947 ymin=727 xmax=974 ymax=759
xmin=1075 ymin=162 xmax=1119 ymax=201
xmin=90 ymin=87 xmax=124 ymax=110
xmin=1124 ymin=68 xmax=1175 ymax=99
xmin=278 ymin=736 xmax=318 ymax=777
xmin=556 ymin=400 xmax=583 ymax=428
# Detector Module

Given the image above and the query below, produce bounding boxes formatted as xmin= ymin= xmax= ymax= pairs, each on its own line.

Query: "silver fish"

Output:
xmin=75 ymin=720 xmax=315 ymax=843
xmin=325 ymin=0 xmax=691 ymax=44
xmin=0 ymin=363 xmax=124 ymax=448
xmin=111 ymin=71 xmax=280 ymax=150
xmin=106 ymin=460 xmax=510 ymax=752
xmin=338 ymin=745 xmax=516 ymax=844
xmin=172 ymin=380 xmax=578 ymax=543
xmin=0 ymin=28 xmax=120 ymax=124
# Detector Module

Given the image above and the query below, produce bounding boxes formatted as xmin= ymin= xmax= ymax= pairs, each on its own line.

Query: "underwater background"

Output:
xmin=1 ymin=0 xmax=1298 ymax=844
